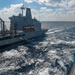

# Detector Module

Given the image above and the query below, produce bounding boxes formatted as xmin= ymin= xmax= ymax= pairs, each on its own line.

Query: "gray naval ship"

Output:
xmin=0 ymin=5 xmax=47 ymax=49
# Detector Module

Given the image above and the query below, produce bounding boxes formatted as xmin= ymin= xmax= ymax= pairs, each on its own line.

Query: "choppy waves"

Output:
xmin=0 ymin=27 xmax=75 ymax=75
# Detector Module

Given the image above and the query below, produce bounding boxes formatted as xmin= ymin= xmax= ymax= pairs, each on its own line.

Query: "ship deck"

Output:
xmin=0 ymin=34 xmax=25 ymax=40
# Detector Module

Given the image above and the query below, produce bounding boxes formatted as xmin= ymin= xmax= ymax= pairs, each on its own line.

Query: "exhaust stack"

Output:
xmin=26 ymin=8 xmax=32 ymax=20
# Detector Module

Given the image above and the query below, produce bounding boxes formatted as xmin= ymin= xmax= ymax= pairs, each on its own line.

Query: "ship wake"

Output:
xmin=0 ymin=27 xmax=75 ymax=75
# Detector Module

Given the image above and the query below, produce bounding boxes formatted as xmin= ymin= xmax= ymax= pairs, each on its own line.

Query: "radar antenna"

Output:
xmin=20 ymin=5 xmax=25 ymax=16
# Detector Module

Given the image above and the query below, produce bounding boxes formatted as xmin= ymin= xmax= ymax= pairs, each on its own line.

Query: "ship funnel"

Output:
xmin=26 ymin=8 xmax=32 ymax=20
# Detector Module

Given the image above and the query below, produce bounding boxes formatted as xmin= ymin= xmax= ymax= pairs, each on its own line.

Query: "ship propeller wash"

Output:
xmin=0 ymin=5 xmax=47 ymax=49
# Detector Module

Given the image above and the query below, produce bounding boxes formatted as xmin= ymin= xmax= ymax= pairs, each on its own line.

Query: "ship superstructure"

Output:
xmin=9 ymin=5 xmax=41 ymax=34
xmin=0 ymin=5 xmax=47 ymax=49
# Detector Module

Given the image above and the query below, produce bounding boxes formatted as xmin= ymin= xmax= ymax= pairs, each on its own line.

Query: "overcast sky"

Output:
xmin=0 ymin=0 xmax=75 ymax=21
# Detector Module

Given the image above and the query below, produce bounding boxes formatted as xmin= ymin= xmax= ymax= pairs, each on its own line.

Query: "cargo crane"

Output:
xmin=0 ymin=18 xmax=5 ymax=35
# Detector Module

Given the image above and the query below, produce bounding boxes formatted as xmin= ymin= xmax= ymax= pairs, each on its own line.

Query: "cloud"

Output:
xmin=24 ymin=0 xmax=61 ymax=7
xmin=31 ymin=6 xmax=75 ymax=21
xmin=0 ymin=3 xmax=23 ymax=21
xmin=24 ymin=0 xmax=33 ymax=3
xmin=68 ymin=0 xmax=75 ymax=7
xmin=24 ymin=0 xmax=75 ymax=8
xmin=0 ymin=3 xmax=23 ymax=29
xmin=23 ymin=0 xmax=75 ymax=21
xmin=0 ymin=2 xmax=75 ymax=24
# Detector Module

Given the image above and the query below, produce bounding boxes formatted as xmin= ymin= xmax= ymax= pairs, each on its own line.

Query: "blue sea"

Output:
xmin=0 ymin=21 xmax=75 ymax=75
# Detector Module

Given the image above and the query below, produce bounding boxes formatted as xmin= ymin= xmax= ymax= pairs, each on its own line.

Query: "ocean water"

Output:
xmin=0 ymin=21 xmax=75 ymax=75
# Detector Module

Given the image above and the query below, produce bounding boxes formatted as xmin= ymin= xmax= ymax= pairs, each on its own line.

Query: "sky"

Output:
xmin=0 ymin=0 xmax=75 ymax=21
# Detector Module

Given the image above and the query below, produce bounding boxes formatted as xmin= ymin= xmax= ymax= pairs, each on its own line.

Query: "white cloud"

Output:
xmin=68 ymin=0 xmax=75 ymax=7
xmin=23 ymin=0 xmax=75 ymax=21
xmin=31 ymin=6 xmax=75 ymax=21
xmin=24 ymin=0 xmax=33 ymax=3
xmin=0 ymin=3 xmax=23 ymax=21
xmin=0 ymin=2 xmax=75 ymax=24
xmin=24 ymin=0 xmax=61 ymax=7
xmin=40 ymin=7 xmax=47 ymax=10
xmin=24 ymin=0 xmax=75 ymax=8
xmin=0 ymin=3 xmax=23 ymax=29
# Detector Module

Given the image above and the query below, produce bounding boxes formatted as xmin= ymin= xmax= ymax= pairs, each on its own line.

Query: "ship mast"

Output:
xmin=20 ymin=5 xmax=25 ymax=16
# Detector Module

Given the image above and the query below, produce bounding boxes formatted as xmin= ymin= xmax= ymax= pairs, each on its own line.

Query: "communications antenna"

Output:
xmin=20 ymin=5 xmax=25 ymax=16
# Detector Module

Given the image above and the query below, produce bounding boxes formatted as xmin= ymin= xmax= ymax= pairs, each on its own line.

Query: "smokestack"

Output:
xmin=26 ymin=8 xmax=32 ymax=20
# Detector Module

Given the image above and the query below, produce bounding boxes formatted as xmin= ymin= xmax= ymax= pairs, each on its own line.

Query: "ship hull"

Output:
xmin=0 ymin=29 xmax=47 ymax=51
